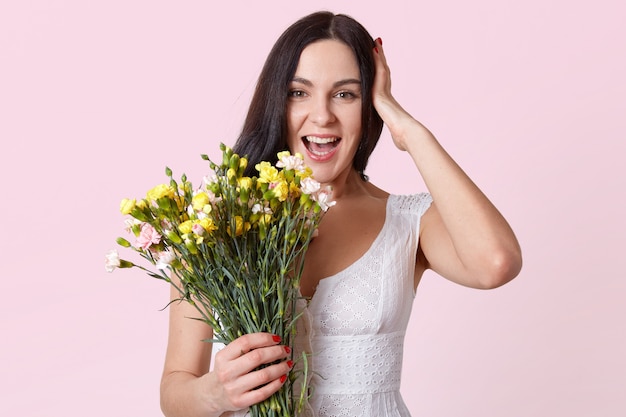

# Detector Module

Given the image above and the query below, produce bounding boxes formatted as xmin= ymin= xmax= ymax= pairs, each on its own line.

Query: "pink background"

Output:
xmin=1 ymin=0 xmax=624 ymax=415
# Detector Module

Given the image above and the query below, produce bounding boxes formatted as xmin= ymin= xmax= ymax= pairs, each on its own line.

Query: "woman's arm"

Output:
xmin=372 ymin=38 xmax=522 ymax=289
xmin=160 ymin=285 xmax=293 ymax=417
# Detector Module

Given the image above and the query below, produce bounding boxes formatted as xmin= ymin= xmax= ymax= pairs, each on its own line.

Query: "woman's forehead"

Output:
xmin=293 ymin=40 xmax=360 ymax=82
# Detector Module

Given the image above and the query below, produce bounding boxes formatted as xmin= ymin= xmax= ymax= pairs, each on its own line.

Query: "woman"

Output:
xmin=160 ymin=11 xmax=522 ymax=417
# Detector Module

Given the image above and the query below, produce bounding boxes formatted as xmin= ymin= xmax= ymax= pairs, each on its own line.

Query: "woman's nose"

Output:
xmin=309 ymin=98 xmax=335 ymax=125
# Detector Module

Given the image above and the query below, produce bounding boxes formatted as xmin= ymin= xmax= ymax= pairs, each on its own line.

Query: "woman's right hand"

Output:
xmin=161 ymin=286 xmax=294 ymax=417
xmin=199 ymin=333 xmax=293 ymax=415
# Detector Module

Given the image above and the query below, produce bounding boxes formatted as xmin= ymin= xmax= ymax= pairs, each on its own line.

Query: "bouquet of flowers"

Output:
xmin=105 ymin=143 xmax=334 ymax=416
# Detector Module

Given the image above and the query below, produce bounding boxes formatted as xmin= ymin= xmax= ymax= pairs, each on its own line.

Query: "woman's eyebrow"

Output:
xmin=291 ymin=77 xmax=361 ymax=88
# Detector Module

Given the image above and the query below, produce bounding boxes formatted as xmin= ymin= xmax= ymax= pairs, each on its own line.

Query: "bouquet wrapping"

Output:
xmin=106 ymin=144 xmax=334 ymax=416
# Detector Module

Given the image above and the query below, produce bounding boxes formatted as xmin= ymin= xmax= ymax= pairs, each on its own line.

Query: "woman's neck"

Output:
xmin=323 ymin=169 xmax=369 ymax=201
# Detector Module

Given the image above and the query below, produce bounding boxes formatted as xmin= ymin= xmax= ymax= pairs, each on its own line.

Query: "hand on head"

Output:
xmin=371 ymin=36 xmax=417 ymax=151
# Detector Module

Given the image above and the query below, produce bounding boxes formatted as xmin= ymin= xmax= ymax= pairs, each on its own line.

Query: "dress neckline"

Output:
xmin=303 ymin=195 xmax=393 ymax=306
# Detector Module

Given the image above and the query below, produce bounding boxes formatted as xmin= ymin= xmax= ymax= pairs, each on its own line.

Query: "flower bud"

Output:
xmin=185 ymin=238 xmax=198 ymax=254
xmin=119 ymin=198 xmax=136 ymax=215
xmin=116 ymin=237 xmax=131 ymax=247
xmin=239 ymin=157 xmax=248 ymax=175
xmin=259 ymin=221 xmax=267 ymax=240
xmin=166 ymin=230 xmax=183 ymax=244
xmin=229 ymin=154 xmax=240 ymax=171
xmin=221 ymin=145 xmax=233 ymax=168
xmin=130 ymin=208 xmax=149 ymax=222
xmin=227 ymin=168 xmax=237 ymax=185
xmin=119 ymin=260 xmax=134 ymax=268
xmin=263 ymin=190 xmax=274 ymax=201
xmin=239 ymin=187 xmax=249 ymax=204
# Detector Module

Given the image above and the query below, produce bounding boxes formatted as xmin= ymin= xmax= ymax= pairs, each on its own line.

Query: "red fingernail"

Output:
xmin=376 ymin=37 xmax=383 ymax=45
xmin=272 ymin=335 xmax=281 ymax=343
xmin=284 ymin=346 xmax=291 ymax=354
xmin=374 ymin=47 xmax=378 ymax=54
xmin=280 ymin=374 xmax=287 ymax=383
xmin=287 ymin=360 xmax=294 ymax=368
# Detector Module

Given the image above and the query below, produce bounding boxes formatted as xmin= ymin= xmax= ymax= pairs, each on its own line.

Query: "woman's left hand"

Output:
xmin=371 ymin=37 xmax=420 ymax=152
xmin=370 ymin=37 xmax=522 ymax=290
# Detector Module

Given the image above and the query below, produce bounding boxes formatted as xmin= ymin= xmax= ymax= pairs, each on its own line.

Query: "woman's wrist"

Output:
xmin=161 ymin=370 xmax=225 ymax=417
xmin=196 ymin=372 xmax=227 ymax=417
xmin=390 ymin=114 xmax=434 ymax=154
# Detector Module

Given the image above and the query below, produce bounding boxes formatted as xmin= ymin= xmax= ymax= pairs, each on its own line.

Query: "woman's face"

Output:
xmin=286 ymin=39 xmax=362 ymax=186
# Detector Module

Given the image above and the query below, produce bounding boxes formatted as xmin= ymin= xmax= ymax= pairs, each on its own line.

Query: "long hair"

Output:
xmin=233 ymin=11 xmax=383 ymax=177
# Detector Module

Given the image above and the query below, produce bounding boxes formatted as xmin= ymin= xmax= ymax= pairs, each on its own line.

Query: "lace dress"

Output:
xmin=235 ymin=193 xmax=433 ymax=417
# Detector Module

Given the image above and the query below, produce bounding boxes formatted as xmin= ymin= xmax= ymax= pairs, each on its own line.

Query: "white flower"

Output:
xmin=105 ymin=249 xmax=121 ymax=273
xmin=276 ymin=153 xmax=306 ymax=172
xmin=313 ymin=187 xmax=336 ymax=212
xmin=202 ymin=174 xmax=218 ymax=186
xmin=300 ymin=177 xmax=321 ymax=195
xmin=252 ymin=203 xmax=272 ymax=214
xmin=124 ymin=217 xmax=142 ymax=232
xmin=156 ymin=250 xmax=176 ymax=270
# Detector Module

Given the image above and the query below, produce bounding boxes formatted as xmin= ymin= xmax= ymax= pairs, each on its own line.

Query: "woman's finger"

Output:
xmin=230 ymin=358 xmax=293 ymax=394
xmin=217 ymin=333 xmax=282 ymax=361
xmin=234 ymin=344 xmax=291 ymax=376
xmin=232 ymin=370 xmax=290 ymax=409
xmin=372 ymin=37 xmax=391 ymax=97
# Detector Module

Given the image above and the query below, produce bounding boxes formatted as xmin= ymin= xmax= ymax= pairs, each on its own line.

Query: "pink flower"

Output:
xmin=191 ymin=222 xmax=206 ymax=236
xmin=105 ymin=249 xmax=121 ymax=273
xmin=135 ymin=223 xmax=162 ymax=250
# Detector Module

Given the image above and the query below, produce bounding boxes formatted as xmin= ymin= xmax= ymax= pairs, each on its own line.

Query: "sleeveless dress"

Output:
xmin=234 ymin=192 xmax=433 ymax=417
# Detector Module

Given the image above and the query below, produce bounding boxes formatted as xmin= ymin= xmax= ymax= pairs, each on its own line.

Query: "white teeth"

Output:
xmin=305 ymin=136 xmax=339 ymax=144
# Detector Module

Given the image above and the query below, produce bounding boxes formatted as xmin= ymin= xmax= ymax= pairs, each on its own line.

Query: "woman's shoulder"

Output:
xmin=363 ymin=181 xmax=432 ymax=215
xmin=388 ymin=192 xmax=433 ymax=216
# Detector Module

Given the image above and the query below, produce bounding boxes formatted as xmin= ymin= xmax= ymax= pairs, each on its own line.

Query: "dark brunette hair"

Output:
xmin=232 ymin=11 xmax=383 ymax=177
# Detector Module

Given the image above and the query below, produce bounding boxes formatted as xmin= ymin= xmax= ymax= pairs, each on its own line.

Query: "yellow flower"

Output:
xmin=192 ymin=192 xmax=211 ymax=212
xmin=276 ymin=150 xmax=291 ymax=160
xmin=180 ymin=181 xmax=193 ymax=193
xmin=228 ymin=216 xmax=251 ymax=236
xmin=259 ymin=213 xmax=272 ymax=225
xmin=178 ymin=220 xmax=193 ymax=235
xmin=256 ymin=161 xmax=280 ymax=183
xmin=238 ymin=177 xmax=253 ymax=190
xmin=299 ymin=166 xmax=313 ymax=179
xmin=272 ymin=180 xmax=289 ymax=202
xmin=119 ymin=198 xmax=136 ymax=215
xmin=226 ymin=168 xmax=237 ymax=185
xmin=199 ymin=217 xmax=217 ymax=233
xmin=289 ymin=181 xmax=301 ymax=198
xmin=147 ymin=184 xmax=175 ymax=202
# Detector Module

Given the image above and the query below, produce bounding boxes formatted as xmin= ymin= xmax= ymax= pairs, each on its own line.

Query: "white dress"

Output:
xmin=235 ymin=193 xmax=432 ymax=417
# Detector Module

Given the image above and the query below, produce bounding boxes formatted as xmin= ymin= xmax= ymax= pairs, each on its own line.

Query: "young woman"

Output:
xmin=160 ymin=11 xmax=522 ymax=417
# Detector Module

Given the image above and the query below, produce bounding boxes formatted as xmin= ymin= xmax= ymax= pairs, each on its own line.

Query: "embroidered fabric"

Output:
xmin=235 ymin=193 xmax=432 ymax=417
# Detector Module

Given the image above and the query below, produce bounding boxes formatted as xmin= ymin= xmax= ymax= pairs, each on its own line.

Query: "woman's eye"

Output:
xmin=288 ymin=90 xmax=306 ymax=98
xmin=335 ymin=91 xmax=358 ymax=100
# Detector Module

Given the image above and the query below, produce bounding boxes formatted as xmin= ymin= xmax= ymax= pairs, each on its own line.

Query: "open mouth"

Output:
xmin=302 ymin=136 xmax=341 ymax=157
